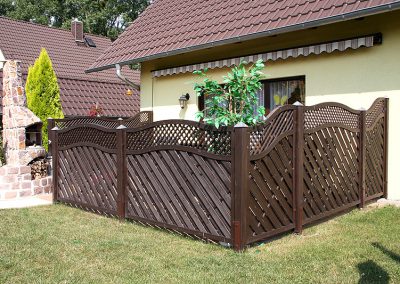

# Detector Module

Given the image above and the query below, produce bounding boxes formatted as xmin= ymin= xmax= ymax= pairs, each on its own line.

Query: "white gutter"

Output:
xmin=115 ymin=64 xmax=140 ymax=91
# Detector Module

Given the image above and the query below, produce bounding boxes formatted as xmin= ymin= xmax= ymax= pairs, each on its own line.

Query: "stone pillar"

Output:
xmin=2 ymin=60 xmax=44 ymax=165
xmin=0 ymin=60 xmax=51 ymax=199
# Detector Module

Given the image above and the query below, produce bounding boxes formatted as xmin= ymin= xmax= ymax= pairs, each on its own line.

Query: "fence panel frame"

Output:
xmin=293 ymin=105 xmax=304 ymax=234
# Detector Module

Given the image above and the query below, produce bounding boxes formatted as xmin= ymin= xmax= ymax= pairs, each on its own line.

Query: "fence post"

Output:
xmin=293 ymin=104 xmax=304 ymax=234
xmin=116 ymin=125 xmax=127 ymax=220
xmin=47 ymin=118 xmax=55 ymax=157
xmin=359 ymin=108 xmax=366 ymax=208
xmin=231 ymin=122 xmax=250 ymax=251
xmin=383 ymin=98 xmax=389 ymax=199
xmin=51 ymin=126 xmax=59 ymax=203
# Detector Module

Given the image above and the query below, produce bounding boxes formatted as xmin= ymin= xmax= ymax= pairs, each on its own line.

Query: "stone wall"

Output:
xmin=0 ymin=165 xmax=52 ymax=199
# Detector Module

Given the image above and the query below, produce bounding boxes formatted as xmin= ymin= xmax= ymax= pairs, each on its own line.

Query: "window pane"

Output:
xmin=264 ymin=78 xmax=305 ymax=113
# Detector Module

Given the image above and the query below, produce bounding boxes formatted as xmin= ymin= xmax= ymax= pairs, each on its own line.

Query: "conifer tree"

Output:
xmin=26 ymin=48 xmax=63 ymax=150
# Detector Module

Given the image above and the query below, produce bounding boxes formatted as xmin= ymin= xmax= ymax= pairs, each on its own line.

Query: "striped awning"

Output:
xmin=152 ymin=34 xmax=380 ymax=78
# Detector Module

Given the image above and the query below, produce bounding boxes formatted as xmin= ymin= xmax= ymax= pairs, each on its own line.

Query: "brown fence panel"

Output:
xmin=365 ymin=99 xmax=387 ymax=200
xmin=247 ymin=106 xmax=296 ymax=244
xmin=302 ymin=103 xmax=361 ymax=224
xmin=54 ymin=125 xmax=118 ymax=215
xmin=125 ymin=121 xmax=233 ymax=242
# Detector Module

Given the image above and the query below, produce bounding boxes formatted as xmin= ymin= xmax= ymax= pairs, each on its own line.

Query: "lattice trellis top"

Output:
xmin=152 ymin=34 xmax=380 ymax=78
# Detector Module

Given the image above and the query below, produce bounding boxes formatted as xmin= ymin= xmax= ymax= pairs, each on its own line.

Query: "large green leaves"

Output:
xmin=194 ymin=59 xmax=266 ymax=128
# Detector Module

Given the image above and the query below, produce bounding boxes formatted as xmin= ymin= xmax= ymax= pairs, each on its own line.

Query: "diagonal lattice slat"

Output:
xmin=58 ymin=126 xmax=117 ymax=150
xmin=126 ymin=122 xmax=232 ymax=156
xmin=305 ymin=105 xmax=359 ymax=130
xmin=303 ymin=127 xmax=360 ymax=221
xmin=365 ymin=118 xmax=385 ymax=197
xmin=126 ymin=150 xmax=232 ymax=239
xmin=248 ymin=135 xmax=295 ymax=240
xmin=249 ymin=108 xmax=294 ymax=156
xmin=57 ymin=147 xmax=118 ymax=214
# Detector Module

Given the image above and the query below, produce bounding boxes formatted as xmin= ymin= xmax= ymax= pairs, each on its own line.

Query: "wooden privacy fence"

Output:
xmin=51 ymin=98 xmax=388 ymax=251
xmin=47 ymin=111 xmax=153 ymax=155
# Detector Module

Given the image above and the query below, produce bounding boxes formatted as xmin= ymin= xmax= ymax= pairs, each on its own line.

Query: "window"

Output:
xmin=197 ymin=76 xmax=305 ymax=115
xmin=260 ymin=76 xmax=305 ymax=114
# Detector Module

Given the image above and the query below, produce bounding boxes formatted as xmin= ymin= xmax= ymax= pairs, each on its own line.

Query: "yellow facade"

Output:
xmin=139 ymin=11 xmax=400 ymax=199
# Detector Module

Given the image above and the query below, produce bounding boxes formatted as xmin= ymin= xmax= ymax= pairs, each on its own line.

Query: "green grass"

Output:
xmin=0 ymin=205 xmax=399 ymax=284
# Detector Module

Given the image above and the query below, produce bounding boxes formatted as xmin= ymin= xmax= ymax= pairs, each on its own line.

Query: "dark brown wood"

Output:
xmin=231 ymin=124 xmax=249 ymax=251
xmin=359 ymin=110 xmax=366 ymax=208
xmin=51 ymin=127 xmax=59 ymax=203
xmin=47 ymin=119 xmax=55 ymax=157
xmin=116 ymin=127 xmax=127 ymax=219
xmin=383 ymin=98 xmax=389 ymax=199
xmin=293 ymin=105 xmax=304 ymax=234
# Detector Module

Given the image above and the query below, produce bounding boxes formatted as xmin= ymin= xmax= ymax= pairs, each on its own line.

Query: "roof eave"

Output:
xmin=85 ymin=2 xmax=400 ymax=73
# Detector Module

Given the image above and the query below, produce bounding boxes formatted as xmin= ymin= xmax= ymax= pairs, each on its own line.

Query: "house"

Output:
xmin=87 ymin=0 xmax=400 ymax=200
xmin=0 ymin=17 xmax=140 ymax=118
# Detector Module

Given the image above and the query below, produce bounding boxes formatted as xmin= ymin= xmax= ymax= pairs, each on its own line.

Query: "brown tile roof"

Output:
xmin=0 ymin=16 xmax=140 ymax=117
xmin=88 ymin=0 xmax=400 ymax=72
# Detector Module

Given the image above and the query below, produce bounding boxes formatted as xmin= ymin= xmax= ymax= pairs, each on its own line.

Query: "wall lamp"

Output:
xmin=179 ymin=93 xmax=190 ymax=109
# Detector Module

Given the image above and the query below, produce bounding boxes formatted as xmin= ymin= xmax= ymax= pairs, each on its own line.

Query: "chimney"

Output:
xmin=71 ymin=20 xmax=84 ymax=42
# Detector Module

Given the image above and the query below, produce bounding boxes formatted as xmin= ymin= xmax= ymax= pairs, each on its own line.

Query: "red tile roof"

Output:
xmin=0 ymin=17 xmax=140 ymax=117
xmin=88 ymin=0 xmax=400 ymax=72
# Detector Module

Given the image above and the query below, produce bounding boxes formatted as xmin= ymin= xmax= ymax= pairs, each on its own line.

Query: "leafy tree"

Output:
xmin=0 ymin=0 xmax=14 ymax=15
xmin=26 ymin=48 xmax=64 ymax=150
xmin=0 ymin=0 xmax=150 ymax=40
xmin=194 ymin=60 xmax=266 ymax=128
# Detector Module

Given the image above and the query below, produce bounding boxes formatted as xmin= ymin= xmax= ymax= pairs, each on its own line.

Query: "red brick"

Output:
xmin=44 ymin=185 xmax=52 ymax=194
xmin=20 ymin=181 xmax=32 ymax=189
xmin=19 ymin=166 xmax=31 ymax=175
xmin=11 ymin=182 xmax=20 ymax=190
xmin=4 ymin=191 xmax=17 ymax=199
xmin=0 ymin=183 xmax=12 ymax=190
xmin=23 ymin=174 xmax=32 ymax=181
xmin=34 ymin=186 xmax=43 ymax=195
xmin=1 ymin=175 xmax=17 ymax=183
xmin=19 ymin=190 xmax=32 ymax=197
xmin=40 ymin=179 xmax=48 ymax=187
xmin=6 ymin=167 xmax=19 ymax=175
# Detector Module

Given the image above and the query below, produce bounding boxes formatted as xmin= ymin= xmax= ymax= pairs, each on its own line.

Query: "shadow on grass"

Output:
xmin=357 ymin=243 xmax=400 ymax=284
xmin=372 ymin=242 xmax=400 ymax=263
xmin=357 ymin=260 xmax=389 ymax=284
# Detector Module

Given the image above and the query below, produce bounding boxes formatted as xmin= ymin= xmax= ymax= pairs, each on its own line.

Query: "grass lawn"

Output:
xmin=0 ymin=204 xmax=399 ymax=284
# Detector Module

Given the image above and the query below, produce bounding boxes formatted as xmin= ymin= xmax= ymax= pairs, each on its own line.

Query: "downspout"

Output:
xmin=115 ymin=64 xmax=140 ymax=91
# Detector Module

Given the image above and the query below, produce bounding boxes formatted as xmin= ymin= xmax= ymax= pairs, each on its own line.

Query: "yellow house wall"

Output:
xmin=139 ymin=11 xmax=400 ymax=199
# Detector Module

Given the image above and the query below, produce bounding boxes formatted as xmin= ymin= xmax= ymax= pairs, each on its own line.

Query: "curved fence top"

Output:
xmin=125 ymin=119 xmax=233 ymax=158
xmin=53 ymin=111 xmax=153 ymax=129
xmin=53 ymin=98 xmax=387 ymax=158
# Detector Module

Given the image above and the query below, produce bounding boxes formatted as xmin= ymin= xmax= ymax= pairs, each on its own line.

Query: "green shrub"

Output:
xmin=26 ymin=48 xmax=64 ymax=150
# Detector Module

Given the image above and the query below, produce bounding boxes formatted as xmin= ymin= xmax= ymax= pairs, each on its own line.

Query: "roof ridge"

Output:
xmin=0 ymin=16 xmax=112 ymax=41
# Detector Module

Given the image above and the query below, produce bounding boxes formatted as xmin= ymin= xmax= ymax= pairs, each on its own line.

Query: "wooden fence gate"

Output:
xmin=51 ymin=99 xmax=388 ymax=251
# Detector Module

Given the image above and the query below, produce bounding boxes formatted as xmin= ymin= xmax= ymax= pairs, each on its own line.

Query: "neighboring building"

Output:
xmin=0 ymin=17 xmax=140 ymax=118
xmin=87 ymin=0 xmax=400 ymax=200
